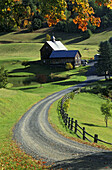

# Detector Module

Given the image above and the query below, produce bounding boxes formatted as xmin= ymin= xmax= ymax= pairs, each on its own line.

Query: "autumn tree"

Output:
xmin=0 ymin=0 xmax=112 ymax=32
xmin=38 ymin=0 xmax=112 ymax=31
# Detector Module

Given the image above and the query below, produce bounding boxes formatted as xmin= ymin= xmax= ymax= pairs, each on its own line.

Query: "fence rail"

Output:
xmin=58 ymin=88 xmax=112 ymax=146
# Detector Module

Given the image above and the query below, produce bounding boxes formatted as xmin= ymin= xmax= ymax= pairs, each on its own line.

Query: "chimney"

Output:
xmin=52 ymin=36 xmax=56 ymax=42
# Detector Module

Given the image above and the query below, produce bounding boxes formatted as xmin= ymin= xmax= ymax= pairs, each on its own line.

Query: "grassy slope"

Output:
xmin=0 ymin=28 xmax=112 ymax=59
xmin=0 ymin=89 xmax=49 ymax=169
xmin=68 ymin=93 xmax=112 ymax=144
xmin=0 ymin=28 xmax=112 ymax=168
xmin=49 ymin=92 xmax=112 ymax=149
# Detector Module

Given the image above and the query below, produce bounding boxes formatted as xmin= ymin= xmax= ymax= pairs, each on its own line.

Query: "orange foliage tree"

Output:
xmin=39 ymin=0 xmax=112 ymax=31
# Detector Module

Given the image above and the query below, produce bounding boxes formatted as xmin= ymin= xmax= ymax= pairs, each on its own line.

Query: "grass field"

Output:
xmin=0 ymin=28 xmax=112 ymax=168
xmin=49 ymin=92 xmax=112 ymax=149
xmin=0 ymin=28 xmax=112 ymax=59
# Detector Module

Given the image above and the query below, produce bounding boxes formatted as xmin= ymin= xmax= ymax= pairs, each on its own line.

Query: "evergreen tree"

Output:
xmin=97 ymin=40 xmax=112 ymax=80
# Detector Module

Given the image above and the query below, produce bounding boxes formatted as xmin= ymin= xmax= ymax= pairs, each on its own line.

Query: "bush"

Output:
xmin=65 ymin=63 xmax=73 ymax=70
xmin=0 ymin=66 xmax=8 ymax=88
xmin=46 ymin=34 xmax=51 ymax=41
xmin=23 ymin=79 xmax=31 ymax=86
xmin=21 ymin=61 xmax=29 ymax=67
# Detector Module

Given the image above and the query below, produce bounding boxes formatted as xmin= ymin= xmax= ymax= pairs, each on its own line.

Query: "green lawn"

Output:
xmin=49 ymin=92 xmax=112 ymax=149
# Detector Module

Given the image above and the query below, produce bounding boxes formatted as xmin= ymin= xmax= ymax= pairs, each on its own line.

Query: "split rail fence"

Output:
xmin=59 ymin=88 xmax=112 ymax=146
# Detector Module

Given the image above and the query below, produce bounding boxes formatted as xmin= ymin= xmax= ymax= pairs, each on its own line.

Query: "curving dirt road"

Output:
xmin=13 ymin=63 xmax=112 ymax=169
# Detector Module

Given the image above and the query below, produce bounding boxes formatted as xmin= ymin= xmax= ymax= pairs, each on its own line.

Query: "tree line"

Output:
xmin=0 ymin=0 xmax=112 ymax=33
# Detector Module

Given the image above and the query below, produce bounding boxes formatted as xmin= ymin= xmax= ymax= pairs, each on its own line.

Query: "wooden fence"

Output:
xmin=59 ymin=89 xmax=112 ymax=146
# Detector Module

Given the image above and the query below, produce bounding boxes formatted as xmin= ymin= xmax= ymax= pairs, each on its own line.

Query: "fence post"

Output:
xmin=94 ymin=134 xmax=98 ymax=143
xmin=83 ymin=127 xmax=85 ymax=140
xmin=68 ymin=117 xmax=70 ymax=129
xmin=70 ymin=118 xmax=74 ymax=131
xmin=65 ymin=114 xmax=68 ymax=126
xmin=74 ymin=120 xmax=77 ymax=134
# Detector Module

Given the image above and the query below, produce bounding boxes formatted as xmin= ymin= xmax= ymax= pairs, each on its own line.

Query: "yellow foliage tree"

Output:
xmin=39 ymin=0 xmax=112 ymax=31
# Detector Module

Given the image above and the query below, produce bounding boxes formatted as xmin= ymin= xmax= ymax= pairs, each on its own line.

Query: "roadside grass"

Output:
xmin=0 ymin=89 xmax=48 ymax=169
xmin=0 ymin=62 xmax=87 ymax=168
xmin=49 ymin=91 xmax=112 ymax=149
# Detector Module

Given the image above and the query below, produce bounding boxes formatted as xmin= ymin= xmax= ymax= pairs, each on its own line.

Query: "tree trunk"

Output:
xmin=105 ymin=116 xmax=108 ymax=127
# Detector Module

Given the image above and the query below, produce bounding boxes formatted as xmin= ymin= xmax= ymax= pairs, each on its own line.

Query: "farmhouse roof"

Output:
xmin=49 ymin=50 xmax=81 ymax=58
xmin=46 ymin=41 xmax=68 ymax=51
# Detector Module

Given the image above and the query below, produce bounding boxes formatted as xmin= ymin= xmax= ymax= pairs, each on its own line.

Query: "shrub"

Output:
xmin=0 ymin=66 xmax=8 ymax=88
xmin=21 ymin=61 xmax=29 ymax=67
xmin=46 ymin=34 xmax=51 ymax=41
xmin=23 ymin=79 xmax=31 ymax=86
xmin=63 ymin=98 xmax=70 ymax=112
xmin=65 ymin=63 xmax=73 ymax=70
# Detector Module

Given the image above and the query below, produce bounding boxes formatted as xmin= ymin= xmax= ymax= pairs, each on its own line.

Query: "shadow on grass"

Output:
xmin=65 ymin=36 xmax=84 ymax=45
xmin=33 ymin=33 xmax=46 ymax=42
xmin=9 ymin=61 xmax=67 ymax=75
xmin=51 ymin=152 xmax=112 ymax=169
xmin=18 ymin=86 xmax=38 ymax=91
xmin=81 ymin=123 xmax=105 ymax=128
xmin=53 ymin=80 xmax=82 ymax=86
xmin=0 ymin=32 xmax=10 ymax=36
xmin=14 ymin=29 xmax=29 ymax=34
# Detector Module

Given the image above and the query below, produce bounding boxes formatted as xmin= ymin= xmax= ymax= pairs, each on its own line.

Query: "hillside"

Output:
xmin=0 ymin=28 xmax=112 ymax=59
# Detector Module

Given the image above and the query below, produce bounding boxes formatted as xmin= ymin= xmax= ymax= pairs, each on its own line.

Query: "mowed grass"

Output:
xmin=49 ymin=92 xmax=112 ymax=149
xmin=0 ymin=28 xmax=112 ymax=59
xmin=0 ymin=43 xmax=41 ymax=61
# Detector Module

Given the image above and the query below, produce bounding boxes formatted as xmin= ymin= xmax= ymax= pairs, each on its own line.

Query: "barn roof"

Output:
xmin=46 ymin=41 xmax=68 ymax=51
xmin=49 ymin=50 xmax=81 ymax=58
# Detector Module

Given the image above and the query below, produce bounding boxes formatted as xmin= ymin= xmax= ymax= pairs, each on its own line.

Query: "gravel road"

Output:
xmin=13 ymin=62 xmax=112 ymax=169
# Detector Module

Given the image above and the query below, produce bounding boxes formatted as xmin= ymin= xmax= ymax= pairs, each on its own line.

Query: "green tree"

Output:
xmin=101 ymin=100 xmax=112 ymax=127
xmin=0 ymin=66 xmax=8 ymax=88
xmin=97 ymin=40 xmax=112 ymax=80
